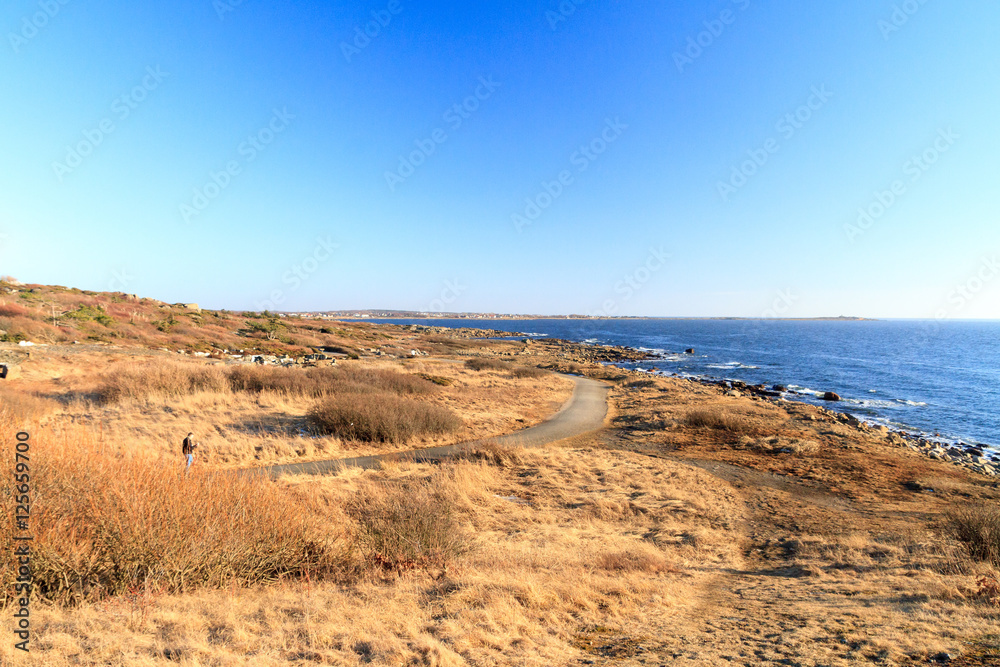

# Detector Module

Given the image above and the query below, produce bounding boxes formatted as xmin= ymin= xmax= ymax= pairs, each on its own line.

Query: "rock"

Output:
xmin=685 ymin=348 xmax=695 ymax=354
xmin=0 ymin=363 xmax=21 ymax=380
xmin=773 ymin=385 xmax=787 ymax=392
xmin=822 ymin=392 xmax=841 ymax=402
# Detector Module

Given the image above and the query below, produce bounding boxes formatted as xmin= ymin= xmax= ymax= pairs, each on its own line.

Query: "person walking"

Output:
xmin=182 ymin=432 xmax=197 ymax=471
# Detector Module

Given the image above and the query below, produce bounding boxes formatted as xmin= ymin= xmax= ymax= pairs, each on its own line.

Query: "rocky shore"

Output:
xmin=679 ymin=376 xmax=1000 ymax=478
xmin=570 ymin=343 xmax=1000 ymax=480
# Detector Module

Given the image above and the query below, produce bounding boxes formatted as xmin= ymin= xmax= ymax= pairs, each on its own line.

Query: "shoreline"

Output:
xmin=390 ymin=322 xmax=996 ymax=460
xmin=461 ymin=330 xmax=1000 ymax=479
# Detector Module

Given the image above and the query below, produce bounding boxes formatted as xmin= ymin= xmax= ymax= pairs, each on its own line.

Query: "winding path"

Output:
xmin=266 ymin=374 xmax=609 ymax=477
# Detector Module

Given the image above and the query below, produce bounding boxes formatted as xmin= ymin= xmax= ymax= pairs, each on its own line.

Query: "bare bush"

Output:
xmin=98 ymin=361 xmax=437 ymax=403
xmin=308 ymin=393 xmax=462 ymax=443
xmin=464 ymin=357 xmax=510 ymax=372
xmin=685 ymin=409 xmax=751 ymax=432
xmin=0 ymin=419 xmax=348 ymax=606
xmin=948 ymin=505 xmax=1000 ymax=567
xmin=347 ymin=480 xmax=467 ymax=572
xmin=98 ymin=361 xmax=227 ymax=402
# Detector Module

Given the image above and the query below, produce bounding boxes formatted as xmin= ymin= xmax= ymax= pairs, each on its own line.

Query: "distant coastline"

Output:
xmin=298 ymin=312 xmax=876 ymax=322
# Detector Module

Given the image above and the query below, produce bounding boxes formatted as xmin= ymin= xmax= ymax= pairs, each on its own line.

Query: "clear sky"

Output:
xmin=1 ymin=0 xmax=998 ymax=318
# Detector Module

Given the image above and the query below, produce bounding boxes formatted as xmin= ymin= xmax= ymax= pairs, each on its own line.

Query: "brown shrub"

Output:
xmin=98 ymin=360 xmax=227 ymax=402
xmin=0 ymin=303 xmax=31 ymax=318
xmin=308 ymin=393 xmax=462 ymax=443
xmin=0 ymin=420 xmax=348 ymax=606
xmin=685 ymin=409 xmax=751 ymax=432
xmin=347 ymin=480 xmax=467 ymax=572
xmin=415 ymin=373 xmax=454 ymax=386
xmin=98 ymin=361 xmax=437 ymax=403
xmin=948 ymin=505 xmax=1000 ymax=567
xmin=465 ymin=357 xmax=511 ymax=372
xmin=510 ymin=366 xmax=547 ymax=379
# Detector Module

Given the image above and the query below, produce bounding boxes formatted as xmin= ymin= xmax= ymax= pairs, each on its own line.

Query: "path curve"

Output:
xmin=266 ymin=374 xmax=609 ymax=477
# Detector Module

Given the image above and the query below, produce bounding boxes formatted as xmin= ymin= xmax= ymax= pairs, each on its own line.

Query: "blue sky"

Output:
xmin=1 ymin=0 xmax=998 ymax=317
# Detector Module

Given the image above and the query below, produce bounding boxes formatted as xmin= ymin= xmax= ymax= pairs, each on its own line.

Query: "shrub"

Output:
xmin=98 ymin=361 xmax=228 ymax=402
xmin=416 ymin=373 xmax=454 ymax=386
xmin=348 ymin=480 xmax=467 ymax=571
xmin=0 ymin=303 xmax=30 ymax=318
xmin=465 ymin=358 xmax=510 ymax=372
xmin=948 ymin=505 xmax=1000 ymax=567
xmin=63 ymin=304 xmax=114 ymax=327
xmin=465 ymin=358 xmax=546 ymax=379
xmin=0 ymin=421 xmax=347 ymax=606
xmin=685 ymin=409 xmax=751 ymax=432
xmin=308 ymin=393 xmax=462 ymax=443
xmin=98 ymin=361 xmax=438 ymax=403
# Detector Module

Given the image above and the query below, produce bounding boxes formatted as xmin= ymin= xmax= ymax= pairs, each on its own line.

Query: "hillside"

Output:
xmin=0 ymin=278 xmax=405 ymax=358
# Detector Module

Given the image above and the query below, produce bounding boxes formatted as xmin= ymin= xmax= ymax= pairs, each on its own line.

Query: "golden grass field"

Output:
xmin=1 ymin=333 xmax=999 ymax=666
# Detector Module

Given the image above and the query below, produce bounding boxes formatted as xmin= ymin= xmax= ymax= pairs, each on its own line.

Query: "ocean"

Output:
xmin=364 ymin=318 xmax=999 ymax=453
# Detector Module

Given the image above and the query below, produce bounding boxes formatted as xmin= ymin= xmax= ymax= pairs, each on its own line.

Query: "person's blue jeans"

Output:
xmin=185 ymin=453 xmax=194 ymax=470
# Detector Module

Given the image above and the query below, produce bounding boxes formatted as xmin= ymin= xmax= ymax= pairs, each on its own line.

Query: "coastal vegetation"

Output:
xmin=0 ymin=282 xmax=998 ymax=664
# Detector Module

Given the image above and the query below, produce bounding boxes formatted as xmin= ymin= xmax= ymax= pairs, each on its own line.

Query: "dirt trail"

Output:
xmin=265 ymin=374 xmax=609 ymax=477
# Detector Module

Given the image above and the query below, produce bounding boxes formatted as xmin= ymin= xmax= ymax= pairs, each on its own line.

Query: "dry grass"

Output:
xmin=11 ymin=352 xmax=573 ymax=467
xmin=0 ymin=417 xmax=349 ymax=607
xmin=2 ymin=445 xmax=735 ymax=665
xmin=308 ymin=392 xmax=463 ymax=443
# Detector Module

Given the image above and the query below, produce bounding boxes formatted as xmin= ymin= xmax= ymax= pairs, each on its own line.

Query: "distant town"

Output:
xmin=273 ymin=310 xmax=872 ymax=322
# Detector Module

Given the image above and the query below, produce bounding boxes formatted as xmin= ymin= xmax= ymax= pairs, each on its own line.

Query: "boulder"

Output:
xmin=0 ymin=363 xmax=20 ymax=379
xmin=822 ymin=392 xmax=841 ymax=402
xmin=685 ymin=348 xmax=695 ymax=354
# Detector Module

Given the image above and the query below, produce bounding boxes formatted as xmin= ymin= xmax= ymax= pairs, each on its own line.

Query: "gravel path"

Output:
xmin=265 ymin=373 xmax=609 ymax=477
